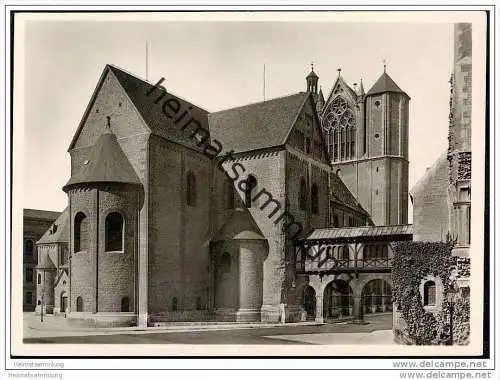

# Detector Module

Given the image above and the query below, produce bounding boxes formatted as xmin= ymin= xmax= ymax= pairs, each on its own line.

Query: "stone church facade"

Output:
xmin=35 ymin=63 xmax=409 ymax=327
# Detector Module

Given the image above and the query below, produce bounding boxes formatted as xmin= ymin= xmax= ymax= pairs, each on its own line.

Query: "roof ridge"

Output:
xmin=108 ymin=64 xmax=210 ymax=113
xmin=209 ymin=92 xmax=307 ymax=115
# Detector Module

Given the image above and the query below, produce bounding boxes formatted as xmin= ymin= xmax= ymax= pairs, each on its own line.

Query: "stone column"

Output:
xmin=315 ymin=295 xmax=324 ymax=323
xmin=352 ymin=295 xmax=365 ymax=324
xmin=236 ymin=240 xmax=264 ymax=322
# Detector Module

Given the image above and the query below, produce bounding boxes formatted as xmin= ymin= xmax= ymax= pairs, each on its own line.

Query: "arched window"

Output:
xmin=76 ymin=296 xmax=83 ymax=312
xmin=105 ymin=212 xmax=124 ymax=252
xmin=340 ymin=128 xmax=345 ymax=159
xmin=423 ymin=281 xmax=436 ymax=306
xmin=186 ymin=172 xmax=197 ymax=206
xmin=305 ymin=137 xmax=311 ymax=154
xmin=37 ymin=273 xmax=41 ymax=284
xmin=350 ymin=127 xmax=356 ymax=158
xmin=346 ymin=126 xmax=351 ymax=159
xmin=299 ymin=178 xmax=307 ymax=211
xmin=121 ymin=297 xmax=130 ymax=312
xmin=24 ymin=240 xmax=34 ymax=261
xmin=226 ymin=178 xmax=235 ymax=209
xmin=74 ymin=212 xmax=89 ymax=252
xmin=311 ymin=184 xmax=319 ymax=214
xmin=244 ymin=175 xmax=257 ymax=208
xmin=333 ymin=129 xmax=338 ymax=161
xmin=172 ymin=297 xmax=178 ymax=311
xmin=322 ymin=97 xmax=356 ymax=162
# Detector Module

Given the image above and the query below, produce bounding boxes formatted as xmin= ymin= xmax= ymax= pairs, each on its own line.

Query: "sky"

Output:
xmin=21 ymin=15 xmax=454 ymax=222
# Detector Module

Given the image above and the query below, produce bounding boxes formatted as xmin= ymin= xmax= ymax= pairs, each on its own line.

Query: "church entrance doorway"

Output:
xmin=302 ymin=286 xmax=316 ymax=320
xmin=60 ymin=292 xmax=68 ymax=313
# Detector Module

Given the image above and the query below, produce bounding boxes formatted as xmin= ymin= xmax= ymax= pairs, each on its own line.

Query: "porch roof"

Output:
xmin=302 ymin=224 xmax=413 ymax=243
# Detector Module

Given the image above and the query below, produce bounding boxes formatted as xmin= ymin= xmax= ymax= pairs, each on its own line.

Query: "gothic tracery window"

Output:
xmin=322 ymin=96 xmax=356 ymax=162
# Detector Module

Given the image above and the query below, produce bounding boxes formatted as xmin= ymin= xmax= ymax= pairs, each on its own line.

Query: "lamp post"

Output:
xmin=446 ymin=281 xmax=459 ymax=345
xmin=40 ymin=270 xmax=45 ymax=323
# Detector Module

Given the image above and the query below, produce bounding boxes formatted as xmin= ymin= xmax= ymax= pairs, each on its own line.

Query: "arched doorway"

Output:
xmin=362 ymin=279 xmax=392 ymax=314
xmin=60 ymin=292 xmax=68 ymax=314
xmin=302 ymin=286 xmax=316 ymax=319
xmin=324 ymin=280 xmax=353 ymax=320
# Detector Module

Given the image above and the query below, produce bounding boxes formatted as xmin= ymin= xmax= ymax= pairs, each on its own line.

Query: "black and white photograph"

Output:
xmin=2 ymin=4 xmax=495 ymax=379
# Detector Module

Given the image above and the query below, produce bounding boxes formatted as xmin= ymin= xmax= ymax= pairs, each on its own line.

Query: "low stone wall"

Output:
xmin=67 ymin=312 xmax=137 ymax=327
xmin=149 ymin=310 xmax=215 ymax=325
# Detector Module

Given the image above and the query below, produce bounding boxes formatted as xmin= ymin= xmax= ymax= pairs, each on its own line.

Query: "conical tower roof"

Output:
xmin=63 ymin=125 xmax=141 ymax=192
xmin=36 ymin=253 xmax=56 ymax=270
xmin=214 ymin=208 xmax=266 ymax=241
xmin=366 ymin=71 xmax=408 ymax=97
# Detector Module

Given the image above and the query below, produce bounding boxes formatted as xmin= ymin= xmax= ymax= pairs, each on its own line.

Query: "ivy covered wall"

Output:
xmin=392 ymin=241 xmax=470 ymax=345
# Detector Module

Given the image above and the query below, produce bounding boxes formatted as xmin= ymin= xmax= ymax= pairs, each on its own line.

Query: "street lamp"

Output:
xmin=446 ymin=281 xmax=459 ymax=345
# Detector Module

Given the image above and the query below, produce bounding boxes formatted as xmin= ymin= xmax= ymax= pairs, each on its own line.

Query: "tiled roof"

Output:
xmin=69 ymin=65 xmax=210 ymax=153
xmin=305 ymin=224 xmax=413 ymax=241
xmin=23 ymin=209 xmax=61 ymax=221
xmin=208 ymin=93 xmax=309 ymax=154
xmin=410 ymin=152 xmax=448 ymax=197
xmin=330 ymin=173 xmax=370 ymax=216
xmin=63 ymin=129 xmax=141 ymax=191
xmin=108 ymin=65 xmax=210 ymax=153
xmin=37 ymin=207 xmax=69 ymax=244
xmin=366 ymin=71 xmax=408 ymax=97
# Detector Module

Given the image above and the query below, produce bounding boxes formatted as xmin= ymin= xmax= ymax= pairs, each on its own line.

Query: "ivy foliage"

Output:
xmin=392 ymin=241 xmax=457 ymax=345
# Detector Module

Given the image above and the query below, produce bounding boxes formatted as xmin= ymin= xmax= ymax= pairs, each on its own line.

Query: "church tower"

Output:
xmin=321 ymin=67 xmax=409 ymax=226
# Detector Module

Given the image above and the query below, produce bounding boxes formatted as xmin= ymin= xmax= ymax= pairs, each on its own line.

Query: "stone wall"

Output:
xmin=148 ymin=135 xmax=212 ymax=317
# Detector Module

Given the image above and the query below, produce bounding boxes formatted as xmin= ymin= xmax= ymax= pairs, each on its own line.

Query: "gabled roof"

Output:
xmin=208 ymin=93 xmax=309 ymax=154
xmin=54 ymin=269 xmax=69 ymax=287
xmin=366 ymin=71 xmax=408 ymax=97
xmin=63 ymin=129 xmax=141 ymax=191
xmin=37 ymin=207 xmax=69 ymax=244
xmin=330 ymin=173 xmax=371 ymax=217
xmin=68 ymin=65 xmax=210 ymax=153
xmin=324 ymin=75 xmax=358 ymax=108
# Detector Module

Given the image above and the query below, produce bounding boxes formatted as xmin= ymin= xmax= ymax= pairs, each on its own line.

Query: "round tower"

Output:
xmin=63 ymin=117 xmax=143 ymax=324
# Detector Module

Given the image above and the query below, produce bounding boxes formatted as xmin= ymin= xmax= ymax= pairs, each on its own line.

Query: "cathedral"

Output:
xmin=34 ymin=62 xmax=409 ymax=327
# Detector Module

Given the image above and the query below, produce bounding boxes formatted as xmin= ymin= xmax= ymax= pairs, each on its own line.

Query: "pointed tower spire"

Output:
xmin=316 ymin=85 xmax=325 ymax=113
xmin=357 ymin=78 xmax=365 ymax=97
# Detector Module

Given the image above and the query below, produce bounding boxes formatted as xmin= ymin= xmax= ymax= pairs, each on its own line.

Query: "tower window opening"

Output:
xmin=105 ymin=212 xmax=124 ymax=252
xmin=244 ymin=175 xmax=257 ymax=208
xmin=299 ymin=178 xmax=307 ymax=211
xmin=186 ymin=172 xmax=197 ymax=206
xmin=311 ymin=184 xmax=319 ymax=215
xmin=74 ymin=212 xmax=89 ymax=253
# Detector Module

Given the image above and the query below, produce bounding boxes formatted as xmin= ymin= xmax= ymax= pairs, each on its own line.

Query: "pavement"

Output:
xmin=22 ymin=312 xmax=395 ymax=345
